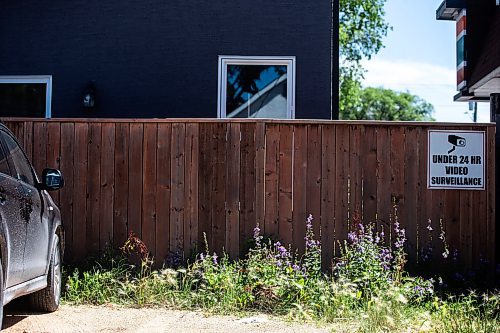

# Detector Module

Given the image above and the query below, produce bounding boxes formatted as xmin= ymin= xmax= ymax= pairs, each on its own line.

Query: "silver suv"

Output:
xmin=0 ymin=123 xmax=64 ymax=328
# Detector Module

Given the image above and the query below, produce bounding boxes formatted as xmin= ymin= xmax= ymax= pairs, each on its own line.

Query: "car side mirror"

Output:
xmin=41 ymin=168 xmax=64 ymax=191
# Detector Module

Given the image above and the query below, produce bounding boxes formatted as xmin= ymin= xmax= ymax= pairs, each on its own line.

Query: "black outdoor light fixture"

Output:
xmin=436 ymin=0 xmax=466 ymax=20
xmin=82 ymin=81 xmax=96 ymax=109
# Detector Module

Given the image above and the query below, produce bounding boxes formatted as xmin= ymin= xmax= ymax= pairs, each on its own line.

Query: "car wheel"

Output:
xmin=30 ymin=235 xmax=61 ymax=312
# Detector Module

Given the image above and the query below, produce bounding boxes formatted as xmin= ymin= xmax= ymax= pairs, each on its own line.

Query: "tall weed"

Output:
xmin=63 ymin=214 xmax=499 ymax=332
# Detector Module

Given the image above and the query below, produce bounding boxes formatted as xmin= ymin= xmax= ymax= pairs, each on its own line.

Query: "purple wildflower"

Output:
xmin=379 ymin=248 xmax=393 ymax=271
xmin=274 ymin=242 xmax=288 ymax=258
xmin=347 ymin=231 xmax=357 ymax=244
xmin=306 ymin=214 xmax=313 ymax=229
xmin=253 ymin=225 xmax=261 ymax=239
xmin=393 ymin=222 xmax=406 ymax=249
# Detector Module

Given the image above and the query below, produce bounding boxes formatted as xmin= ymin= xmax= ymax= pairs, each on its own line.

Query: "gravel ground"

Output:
xmin=2 ymin=304 xmax=335 ymax=333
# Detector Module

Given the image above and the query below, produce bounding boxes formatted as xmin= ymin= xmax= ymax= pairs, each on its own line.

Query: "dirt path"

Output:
xmin=2 ymin=304 xmax=334 ymax=333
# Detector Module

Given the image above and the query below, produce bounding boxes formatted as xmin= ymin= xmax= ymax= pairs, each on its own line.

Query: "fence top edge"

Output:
xmin=0 ymin=117 xmax=495 ymax=128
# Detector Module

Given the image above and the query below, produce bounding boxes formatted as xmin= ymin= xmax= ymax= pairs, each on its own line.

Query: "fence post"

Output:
xmin=491 ymin=93 xmax=500 ymax=272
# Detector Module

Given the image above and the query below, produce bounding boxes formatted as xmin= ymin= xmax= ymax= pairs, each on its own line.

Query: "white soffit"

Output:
xmin=470 ymin=66 xmax=500 ymax=97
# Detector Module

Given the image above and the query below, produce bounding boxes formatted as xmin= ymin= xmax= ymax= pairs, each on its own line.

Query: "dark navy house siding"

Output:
xmin=0 ymin=1 xmax=334 ymax=119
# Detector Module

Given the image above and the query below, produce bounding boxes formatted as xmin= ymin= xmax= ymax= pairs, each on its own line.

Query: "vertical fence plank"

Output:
xmin=239 ymin=122 xmax=256 ymax=252
xmin=432 ymin=189 xmax=446 ymax=266
xmin=114 ymin=123 xmax=130 ymax=248
xmin=255 ymin=122 xmax=266 ymax=234
xmin=416 ymin=127 xmax=432 ymax=265
xmin=128 ymin=123 xmax=144 ymax=237
xmin=362 ymin=126 xmax=378 ymax=223
xmin=264 ymin=124 xmax=280 ymax=238
xmin=60 ymin=122 xmax=74 ymax=261
xmin=306 ymin=124 xmax=322 ymax=237
xmin=376 ymin=127 xmax=391 ymax=235
xmin=349 ymin=125 xmax=362 ymax=224
xmin=87 ymin=123 xmax=102 ymax=256
xmin=278 ymin=124 xmax=293 ymax=248
xmin=100 ymin=123 xmax=116 ymax=251
xmin=198 ymin=124 xmax=212 ymax=251
xmin=170 ymin=123 xmax=186 ymax=254
xmin=292 ymin=125 xmax=307 ymax=253
xmin=211 ymin=123 xmax=227 ymax=254
xmin=185 ymin=123 xmax=199 ymax=257
xmin=444 ymin=189 xmax=461 ymax=267
xmin=156 ymin=123 xmax=172 ymax=264
xmin=334 ymin=125 xmax=349 ymax=254
xmin=142 ymin=123 xmax=157 ymax=255
xmin=465 ymin=127 xmax=482 ymax=271
xmin=73 ymin=123 xmax=89 ymax=262
xmin=390 ymin=127 xmax=406 ymax=254
xmin=321 ymin=125 xmax=335 ymax=267
xmin=226 ymin=123 xmax=241 ymax=259
xmin=403 ymin=127 xmax=419 ymax=264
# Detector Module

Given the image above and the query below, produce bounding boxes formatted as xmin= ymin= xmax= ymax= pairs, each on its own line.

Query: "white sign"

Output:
xmin=428 ymin=130 xmax=485 ymax=190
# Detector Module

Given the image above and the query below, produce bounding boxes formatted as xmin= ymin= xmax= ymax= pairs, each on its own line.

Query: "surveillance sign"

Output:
xmin=428 ymin=130 xmax=485 ymax=190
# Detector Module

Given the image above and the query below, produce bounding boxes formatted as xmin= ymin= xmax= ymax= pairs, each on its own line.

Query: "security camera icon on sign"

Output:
xmin=448 ymin=135 xmax=466 ymax=154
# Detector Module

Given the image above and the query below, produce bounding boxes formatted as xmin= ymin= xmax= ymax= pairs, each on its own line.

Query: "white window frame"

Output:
xmin=0 ymin=75 xmax=53 ymax=118
xmin=217 ymin=56 xmax=295 ymax=119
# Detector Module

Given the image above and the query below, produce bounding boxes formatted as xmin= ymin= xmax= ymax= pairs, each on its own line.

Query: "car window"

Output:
xmin=0 ymin=131 xmax=35 ymax=186
xmin=0 ymin=139 xmax=11 ymax=176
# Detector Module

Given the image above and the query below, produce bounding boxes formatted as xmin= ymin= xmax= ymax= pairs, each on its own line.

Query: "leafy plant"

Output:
xmin=63 ymin=214 xmax=499 ymax=332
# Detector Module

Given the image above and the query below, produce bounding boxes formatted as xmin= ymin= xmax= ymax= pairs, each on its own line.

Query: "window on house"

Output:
xmin=0 ymin=76 xmax=52 ymax=118
xmin=218 ymin=56 xmax=295 ymax=119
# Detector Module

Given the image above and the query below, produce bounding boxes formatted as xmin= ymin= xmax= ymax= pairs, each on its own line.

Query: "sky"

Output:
xmin=361 ymin=0 xmax=490 ymax=123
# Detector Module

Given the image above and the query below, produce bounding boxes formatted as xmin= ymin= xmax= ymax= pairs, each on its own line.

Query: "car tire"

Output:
xmin=30 ymin=235 xmax=61 ymax=312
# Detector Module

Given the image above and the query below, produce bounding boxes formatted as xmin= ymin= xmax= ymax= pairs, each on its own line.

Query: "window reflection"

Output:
xmin=0 ymin=132 xmax=35 ymax=186
xmin=0 ymin=144 xmax=11 ymax=176
xmin=226 ymin=65 xmax=288 ymax=118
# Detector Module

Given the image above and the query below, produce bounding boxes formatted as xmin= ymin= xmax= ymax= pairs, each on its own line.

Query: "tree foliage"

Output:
xmin=343 ymin=87 xmax=435 ymax=121
xmin=339 ymin=0 xmax=390 ymax=119
xmin=339 ymin=0 xmax=390 ymax=62
xmin=338 ymin=0 xmax=434 ymax=121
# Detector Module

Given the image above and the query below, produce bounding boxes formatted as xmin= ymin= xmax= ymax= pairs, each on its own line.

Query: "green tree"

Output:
xmin=339 ymin=0 xmax=435 ymax=121
xmin=339 ymin=0 xmax=390 ymax=119
xmin=344 ymin=87 xmax=435 ymax=121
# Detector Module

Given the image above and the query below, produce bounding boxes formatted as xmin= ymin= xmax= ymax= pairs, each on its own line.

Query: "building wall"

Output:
xmin=0 ymin=1 xmax=334 ymax=119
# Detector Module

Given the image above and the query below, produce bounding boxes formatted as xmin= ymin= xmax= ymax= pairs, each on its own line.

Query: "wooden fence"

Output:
xmin=2 ymin=119 xmax=496 ymax=272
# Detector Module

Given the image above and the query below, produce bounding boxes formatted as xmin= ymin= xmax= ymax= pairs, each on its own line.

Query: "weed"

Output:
xmin=63 ymin=215 xmax=499 ymax=332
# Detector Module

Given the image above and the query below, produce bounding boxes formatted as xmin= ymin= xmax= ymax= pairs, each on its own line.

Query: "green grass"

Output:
xmin=63 ymin=218 xmax=499 ymax=333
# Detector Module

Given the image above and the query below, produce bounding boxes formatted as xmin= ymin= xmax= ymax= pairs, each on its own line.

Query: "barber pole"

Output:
xmin=456 ymin=9 xmax=467 ymax=91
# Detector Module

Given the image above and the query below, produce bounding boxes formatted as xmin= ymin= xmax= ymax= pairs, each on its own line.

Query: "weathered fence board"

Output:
xmin=1 ymin=118 xmax=496 ymax=273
